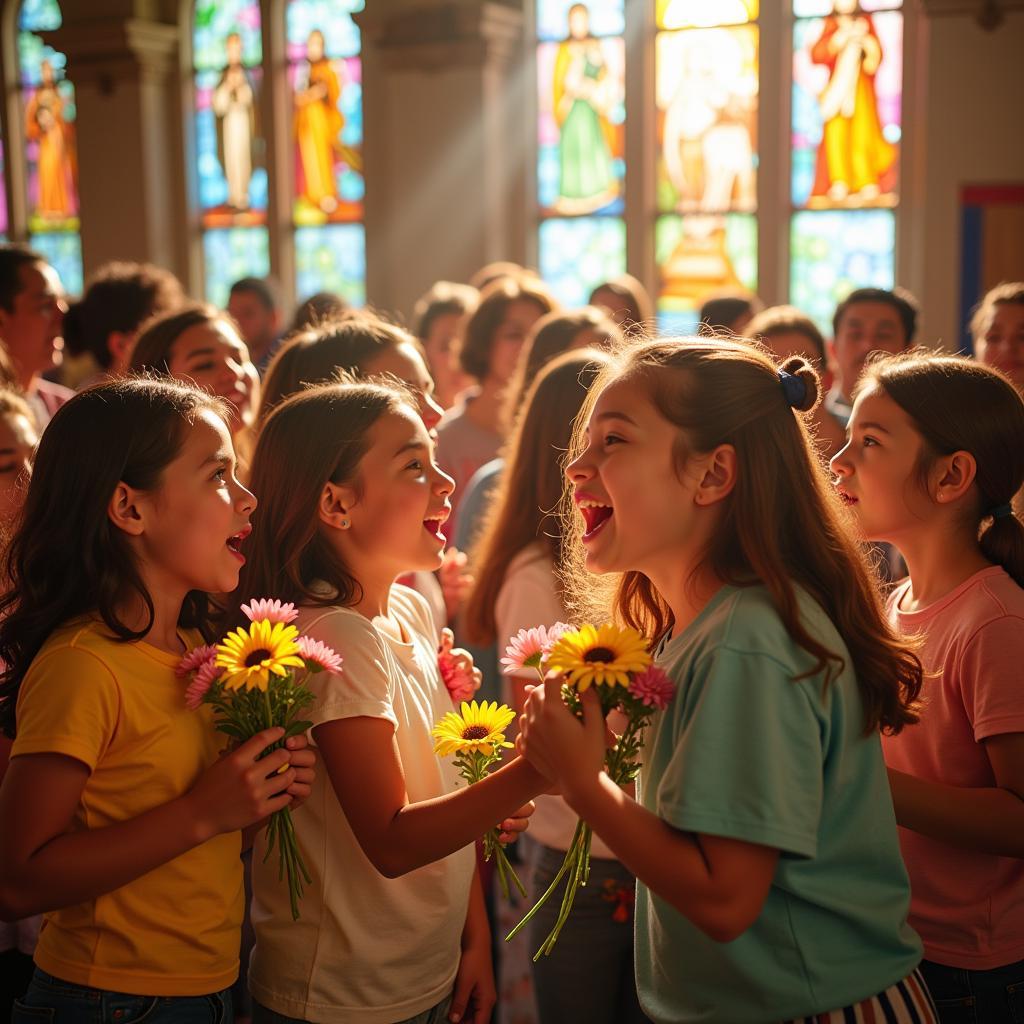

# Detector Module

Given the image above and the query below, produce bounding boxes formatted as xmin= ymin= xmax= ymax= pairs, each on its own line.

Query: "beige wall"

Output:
xmin=908 ymin=9 xmax=1024 ymax=350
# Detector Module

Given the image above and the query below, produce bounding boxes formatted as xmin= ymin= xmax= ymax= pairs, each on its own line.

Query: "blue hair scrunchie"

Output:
xmin=778 ymin=370 xmax=807 ymax=409
xmin=989 ymin=503 xmax=1014 ymax=520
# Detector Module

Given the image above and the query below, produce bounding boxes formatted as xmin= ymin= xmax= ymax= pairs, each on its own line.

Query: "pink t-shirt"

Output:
xmin=881 ymin=565 xmax=1024 ymax=969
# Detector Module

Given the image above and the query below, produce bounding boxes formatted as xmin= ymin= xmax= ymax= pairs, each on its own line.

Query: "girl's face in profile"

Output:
xmin=361 ymin=342 xmax=445 ymax=435
xmin=131 ymin=410 xmax=257 ymax=598
xmin=565 ymin=375 xmax=709 ymax=578
xmin=340 ymin=406 xmax=455 ymax=577
xmin=975 ymin=303 xmax=1024 ymax=393
xmin=0 ymin=410 xmax=37 ymax=524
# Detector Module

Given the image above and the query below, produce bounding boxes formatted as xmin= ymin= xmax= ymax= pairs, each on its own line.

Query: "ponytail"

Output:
xmin=980 ymin=503 xmax=1024 ymax=588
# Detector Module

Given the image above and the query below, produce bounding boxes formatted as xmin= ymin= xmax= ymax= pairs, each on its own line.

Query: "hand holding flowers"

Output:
xmin=177 ymin=598 xmax=342 ymax=920
xmin=503 ymin=622 xmax=675 ymax=958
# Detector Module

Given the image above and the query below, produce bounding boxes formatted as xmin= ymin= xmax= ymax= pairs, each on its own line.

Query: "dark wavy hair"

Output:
xmin=0 ymin=377 xmax=228 ymax=738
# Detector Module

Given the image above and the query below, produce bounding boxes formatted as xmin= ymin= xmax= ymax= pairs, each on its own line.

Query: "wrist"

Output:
xmin=179 ymin=791 xmax=217 ymax=847
xmin=562 ymin=769 xmax=608 ymax=817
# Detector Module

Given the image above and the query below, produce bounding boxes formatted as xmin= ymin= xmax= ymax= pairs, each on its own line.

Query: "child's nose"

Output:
xmin=434 ymin=466 xmax=455 ymax=496
xmin=566 ymin=449 xmax=594 ymax=483
xmin=829 ymin=446 xmax=852 ymax=477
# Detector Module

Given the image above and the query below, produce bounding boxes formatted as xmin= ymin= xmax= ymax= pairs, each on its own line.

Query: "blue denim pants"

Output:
xmin=252 ymin=994 xmax=452 ymax=1024
xmin=12 ymin=969 xmax=233 ymax=1024
xmin=920 ymin=957 xmax=1024 ymax=1024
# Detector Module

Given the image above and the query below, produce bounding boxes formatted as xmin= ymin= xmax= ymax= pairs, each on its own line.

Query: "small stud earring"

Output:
xmin=340 ymin=517 xmax=350 ymax=529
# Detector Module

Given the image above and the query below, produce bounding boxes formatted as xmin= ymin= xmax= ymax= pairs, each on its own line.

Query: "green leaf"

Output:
xmin=283 ymin=720 xmax=313 ymax=739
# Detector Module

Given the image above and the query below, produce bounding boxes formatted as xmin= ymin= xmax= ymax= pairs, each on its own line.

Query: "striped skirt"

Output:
xmin=781 ymin=968 xmax=938 ymax=1023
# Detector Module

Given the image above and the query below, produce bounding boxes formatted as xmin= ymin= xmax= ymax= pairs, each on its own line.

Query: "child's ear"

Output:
xmin=319 ymin=481 xmax=357 ymax=530
xmin=108 ymin=482 xmax=146 ymax=536
xmin=934 ymin=450 xmax=977 ymax=505
xmin=695 ymin=444 xmax=737 ymax=506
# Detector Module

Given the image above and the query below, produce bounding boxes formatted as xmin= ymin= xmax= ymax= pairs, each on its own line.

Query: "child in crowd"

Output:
xmin=832 ymin=352 xmax=1024 ymax=1022
xmin=234 ymin=381 xmax=546 ymax=1024
xmin=697 ymin=290 xmax=763 ymax=336
xmin=466 ymin=349 xmax=648 ymax=1024
xmin=414 ymin=281 xmax=478 ymax=410
xmin=61 ymin=261 xmax=185 ymax=385
xmin=744 ymin=304 xmax=846 ymax=458
xmin=258 ymin=312 xmax=466 ymax=634
xmin=588 ymin=274 xmax=654 ymax=334
xmin=436 ymin=276 xmax=556 ymax=524
xmin=519 ymin=338 xmax=936 ymax=1023
xmin=129 ymin=304 xmax=261 ymax=475
xmin=0 ymin=378 xmax=314 ymax=1023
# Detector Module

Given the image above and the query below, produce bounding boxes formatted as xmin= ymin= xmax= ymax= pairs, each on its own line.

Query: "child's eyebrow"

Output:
xmin=857 ymin=421 xmax=892 ymax=434
xmin=394 ymin=440 xmax=428 ymax=457
xmin=200 ymin=451 xmax=233 ymax=468
xmin=594 ymin=411 xmax=637 ymax=426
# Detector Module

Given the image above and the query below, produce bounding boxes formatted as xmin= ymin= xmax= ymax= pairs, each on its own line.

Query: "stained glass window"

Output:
xmin=655 ymin=3 xmax=759 ymax=332
xmin=536 ymin=0 xmax=626 ymax=307
xmin=17 ymin=0 xmax=82 ymax=295
xmin=790 ymin=0 xmax=903 ymax=328
xmin=193 ymin=0 xmax=269 ymax=306
xmin=286 ymin=0 xmax=365 ymax=307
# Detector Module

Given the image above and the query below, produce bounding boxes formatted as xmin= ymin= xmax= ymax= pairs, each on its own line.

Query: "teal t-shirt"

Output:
xmin=635 ymin=584 xmax=922 ymax=1024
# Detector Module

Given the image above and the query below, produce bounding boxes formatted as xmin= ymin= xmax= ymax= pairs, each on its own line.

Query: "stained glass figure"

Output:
xmin=791 ymin=5 xmax=902 ymax=210
xmin=656 ymin=0 xmax=758 ymax=29
xmin=287 ymin=1 xmax=365 ymax=303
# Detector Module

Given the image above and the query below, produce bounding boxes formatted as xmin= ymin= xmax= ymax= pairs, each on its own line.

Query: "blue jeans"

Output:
xmin=920 ymin=957 xmax=1024 ymax=1024
xmin=12 ymin=970 xmax=233 ymax=1024
xmin=252 ymin=994 xmax=452 ymax=1024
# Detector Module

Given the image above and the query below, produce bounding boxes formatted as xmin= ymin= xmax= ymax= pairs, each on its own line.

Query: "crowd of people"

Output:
xmin=0 ymin=240 xmax=1022 ymax=1024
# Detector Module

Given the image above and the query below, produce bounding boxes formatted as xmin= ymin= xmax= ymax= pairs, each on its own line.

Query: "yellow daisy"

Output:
xmin=215 ymin=619 xmax=306 ymax=692
xmin=432 ymin=700 xmax=516 ymax=758
xmin=547 ymin=623 xmax=651 ymax=691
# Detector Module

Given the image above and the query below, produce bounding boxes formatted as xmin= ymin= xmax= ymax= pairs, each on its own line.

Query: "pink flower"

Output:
xmin=185 ymin=658 xmax=222 ymax=710
xmin=241 ymin=599 xmax=299 ymax=625
xmin=439 ymin=651 xmax=478 ymax=703
xmin=297 ymin=636 xmax=343 ymax=674
xmin=501 ymin=622 xmax=574 ymax=675
xmin=628 ymin=665 xmax=675 ymax=710
xmin=175 ymin=644 xmax=218 ymax=678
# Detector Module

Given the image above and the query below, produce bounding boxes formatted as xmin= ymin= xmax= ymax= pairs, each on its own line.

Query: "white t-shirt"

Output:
xmin=495 ymin=545 xmax=614 ymax=858
xmin=248 ymin=585 xmax=475 ymax=1024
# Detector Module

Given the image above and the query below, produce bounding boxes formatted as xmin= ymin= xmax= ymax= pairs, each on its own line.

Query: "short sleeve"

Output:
xmin=961 ymin=615 xmax=1024 ymax=742
xmin=300 ymin=610 xmax=398 ymax=732
xmin=656 ymin=646 xmax=824 ymax=858
xmin=11 ymin=645 xmax=121 ymax=771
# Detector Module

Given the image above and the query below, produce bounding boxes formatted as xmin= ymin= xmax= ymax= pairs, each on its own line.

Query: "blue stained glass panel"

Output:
xmin=202 ymin=227 xmax=269 ymax=308
xmin=193 ymin=0 xmax=262 ymax=72
xmin=537 ymin=0 xmax=624 ymax=41
xmin=29 ymin=230 xmax=82 ymax=296
xmin=789 ymin=209 xmax=895 ymax=332
xmin=538 ymin=217 xmax=626 ymax=308
xmin=294 ymin=224 xmax=366 ymax=308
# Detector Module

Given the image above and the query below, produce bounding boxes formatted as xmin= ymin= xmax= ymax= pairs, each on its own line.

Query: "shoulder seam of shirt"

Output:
xmin=29 ymin=640 xmax=122 ymax=687
xmin=954 ymin=610 xmax=1024 ymax=681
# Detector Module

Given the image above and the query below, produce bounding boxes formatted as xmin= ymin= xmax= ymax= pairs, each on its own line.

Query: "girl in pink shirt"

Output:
xmin=831 ymin=351 xmax=1024 ymax=1022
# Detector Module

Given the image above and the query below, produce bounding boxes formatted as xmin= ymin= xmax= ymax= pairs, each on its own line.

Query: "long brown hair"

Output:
xmin=235 ymin=380 xmax=415 ymax=612
xmin=858 ymin=351 xmax=1024 ymax=587
xmin=0 ymin=378 xmax=228 ymax=737
xmin=562 ymin=337 xmax=923 ymax=735
xmin=258 ymin=313 xmax=411 ymax=423
xmin=464 ymin=349 xmax=611 ymax=645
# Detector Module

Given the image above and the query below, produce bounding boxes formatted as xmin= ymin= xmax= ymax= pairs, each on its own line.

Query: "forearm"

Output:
xmin=888 ymin=768 xmax=1024 ymax=858
xmin=462 ymin=865 xmax=491 ymax=951
xmin=565 ymin=774 xmax=744 ymax=941
xmin=378 ymin=757 xmax=544 ymax=876
xmin=0 ymin=793 xmax=215 ymax=919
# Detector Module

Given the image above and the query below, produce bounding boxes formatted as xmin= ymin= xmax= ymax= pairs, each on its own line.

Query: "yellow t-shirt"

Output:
xmin=11 ymin=619 xmax=243 ymax=996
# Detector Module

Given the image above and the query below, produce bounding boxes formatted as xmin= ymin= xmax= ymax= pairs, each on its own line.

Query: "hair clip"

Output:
xmin=778 ymin=370 xmax=806 ymax=409
xmin=989 ymin=503 xmax=1014 ymax=520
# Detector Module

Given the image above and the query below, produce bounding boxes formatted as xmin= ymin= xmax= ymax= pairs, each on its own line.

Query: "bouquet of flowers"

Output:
xmin=177 ymin=598 xmax=343 ymax=920
xmin=503 ymin=622 xmax=675 ymax=959
xmin=432 ymin=699 xmax=526 ymax=900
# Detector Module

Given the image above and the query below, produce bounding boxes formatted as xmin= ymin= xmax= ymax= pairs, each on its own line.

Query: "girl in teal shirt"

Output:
xmin=520 ymin=338 xmax=938 ymax=1023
